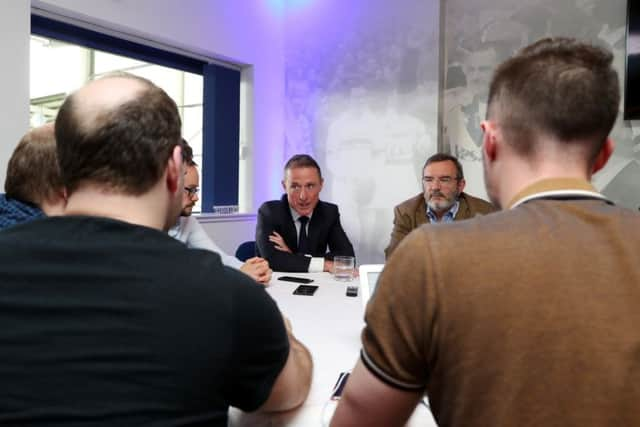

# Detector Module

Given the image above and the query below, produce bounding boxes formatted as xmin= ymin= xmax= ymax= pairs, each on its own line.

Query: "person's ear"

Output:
xmin=591 ymin=138 xmax=615 ymax=175
xmin=166 ymin=145 xmax=183 ymax=193
xmin=281 ymin=179 xmax=287 ymax=192
xmin=481 ymin=120 xmax=497 ymax=162
xmin=457 ymin=177 xmax=466 ymax=193
xmin=60 ymin=188 xmax=68 ymax=205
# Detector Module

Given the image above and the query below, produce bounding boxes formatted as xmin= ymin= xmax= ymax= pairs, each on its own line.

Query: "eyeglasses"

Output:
xmin=422 ymin=176 xmax=460 ymax=185
xmin=184 ymin=187 xmax=200 ymax=197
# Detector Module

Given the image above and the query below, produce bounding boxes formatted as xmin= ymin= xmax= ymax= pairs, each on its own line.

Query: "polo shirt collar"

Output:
xmin=508 ymin=178 xmax=609 ymax=209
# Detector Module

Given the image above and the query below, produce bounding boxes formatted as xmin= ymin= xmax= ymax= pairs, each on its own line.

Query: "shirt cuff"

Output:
xmin=308 ymin=257 xmax=324 ymax=272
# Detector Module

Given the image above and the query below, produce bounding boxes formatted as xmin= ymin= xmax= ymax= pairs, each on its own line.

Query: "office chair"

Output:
xmin=235 ymin=241 xmax=256 ymax=262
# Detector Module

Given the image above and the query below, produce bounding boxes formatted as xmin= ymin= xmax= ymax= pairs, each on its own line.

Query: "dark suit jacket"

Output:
xmin=256 ymin=195 xmax=355 ymax=272
xmin=384 ymin=192 xmax=496 ymax=258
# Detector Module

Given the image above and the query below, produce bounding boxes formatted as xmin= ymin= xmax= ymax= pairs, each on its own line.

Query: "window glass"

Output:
xmin=30 ymin=35 xmax=204 ymax=213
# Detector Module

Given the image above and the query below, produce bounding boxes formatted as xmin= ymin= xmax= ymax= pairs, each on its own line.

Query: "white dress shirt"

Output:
xmin=289 ymin=208 xmax=324 ymax=273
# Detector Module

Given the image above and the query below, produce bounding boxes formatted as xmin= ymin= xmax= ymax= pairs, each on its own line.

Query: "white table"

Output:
xmin=229 ymin=272 xmax=437 ymax=426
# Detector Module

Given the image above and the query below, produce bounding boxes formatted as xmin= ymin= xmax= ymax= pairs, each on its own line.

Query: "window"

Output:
xmin=31 ymin=14 xmax=241 ymax=213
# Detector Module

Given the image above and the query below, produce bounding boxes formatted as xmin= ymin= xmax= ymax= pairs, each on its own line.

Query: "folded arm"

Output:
xmin=256 ymin=204 xmax=312 ymax=272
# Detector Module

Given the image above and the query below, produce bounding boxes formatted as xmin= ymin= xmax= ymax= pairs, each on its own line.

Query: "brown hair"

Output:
xmin=423 ymin=153 xmax=464 ymax=179
xmin=487 ymin=37 xmax=619 ymax=160
xmin=179 ymin=138 xmax=196 ymax=166
xmin=5 ymin=124 xmax=63 ymax=206
xmin=284 ymin=154 xmax=322 ymax=180
xmin=55 ymin=74 xmax=182 ymax=195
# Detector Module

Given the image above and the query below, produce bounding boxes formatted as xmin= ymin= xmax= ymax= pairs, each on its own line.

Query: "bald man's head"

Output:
xmin=55 ymin=74 xmax=182 ymax=195
xmin=71 ymin=76 xmax=149 ymax=135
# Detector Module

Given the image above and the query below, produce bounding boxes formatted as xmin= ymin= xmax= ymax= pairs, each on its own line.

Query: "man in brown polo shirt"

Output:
xmin=385 ymin=153 xmax=496 ymax=258
xmin=332 ymin=38 xmax=640 ymax=427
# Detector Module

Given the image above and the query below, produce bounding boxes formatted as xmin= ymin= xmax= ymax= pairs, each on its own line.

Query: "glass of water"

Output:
xmin=333 ymin=256 xmax=355 ymax=281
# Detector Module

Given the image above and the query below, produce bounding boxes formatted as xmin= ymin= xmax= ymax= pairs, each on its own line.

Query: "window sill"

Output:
xmin=194 ymin=213 xmax=257 ymax=223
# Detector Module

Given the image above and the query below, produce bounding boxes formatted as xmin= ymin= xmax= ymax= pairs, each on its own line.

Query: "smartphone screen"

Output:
xmin=278 ymin=276 xmax=314 ymax=284
xmin=331 ymin=372 xmax=350 ymax=400
xmin=292 ymin=284 xmax=319 ymax=296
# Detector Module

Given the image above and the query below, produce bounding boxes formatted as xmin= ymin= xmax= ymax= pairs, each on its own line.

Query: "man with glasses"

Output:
xmin=256 ymin=154 xmax=355 ymax=272
xmin=385 ymin=153 xmax=495 ymax=258
xmin=169 ymin=139 xmax=272 ymax=284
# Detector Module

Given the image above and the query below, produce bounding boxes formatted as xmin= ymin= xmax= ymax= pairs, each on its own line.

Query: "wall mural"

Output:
xmin=443 ymin=0 xmax=639 ymax=209
xmin=283 ymin=0 xmax=439 ymax=263
xmin=281 ymin=0 xmax=638 ymax=264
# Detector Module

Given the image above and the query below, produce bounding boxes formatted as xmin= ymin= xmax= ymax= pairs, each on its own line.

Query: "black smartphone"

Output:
xmin=278 ymin=276 xmax=314 ymax=284
xmin=292 ymin=284 xmax=319 ymax=296
xmin=331 ymin=372 xmax=350 ymax=400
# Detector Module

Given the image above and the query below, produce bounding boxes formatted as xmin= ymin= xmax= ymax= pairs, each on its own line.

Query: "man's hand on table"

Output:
xmin=240 ymin=257 xmax=272 ymax=284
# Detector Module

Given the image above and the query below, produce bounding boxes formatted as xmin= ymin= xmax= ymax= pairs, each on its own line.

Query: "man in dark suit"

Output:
xmin=385 ymin=153 xmax=496 ymax=258
xmin=256 ymin=154 xmax=355 ymax=272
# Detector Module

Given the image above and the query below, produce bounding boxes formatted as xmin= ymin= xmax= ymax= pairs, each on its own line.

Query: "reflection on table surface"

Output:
xmin=229 ymin=272 xmax=435 ymax=427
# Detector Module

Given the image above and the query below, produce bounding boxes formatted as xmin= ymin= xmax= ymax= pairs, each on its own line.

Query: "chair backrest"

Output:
xmin=358 ymin=264 xmax=384 ymax=308
xmin=235 ymin=241 xmax=256 ymax=262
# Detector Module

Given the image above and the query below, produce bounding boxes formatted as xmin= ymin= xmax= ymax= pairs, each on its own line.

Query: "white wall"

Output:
xmin=27 ymin=0 xmax=286 ymax=212
xmin=0 ymin=2 xmax=30 ymax=190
